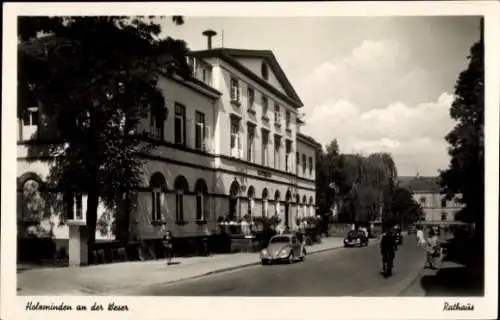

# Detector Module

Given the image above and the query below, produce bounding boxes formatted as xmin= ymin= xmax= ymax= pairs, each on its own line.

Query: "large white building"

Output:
xmin=398 ymin=175 xmax=464 ymax=225
xmin=17 ymin=34 xmax=321 ymax=259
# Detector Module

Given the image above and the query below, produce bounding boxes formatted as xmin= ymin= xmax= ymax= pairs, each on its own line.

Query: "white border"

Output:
xmin=2 ymin=2 xmax=499 ymax=320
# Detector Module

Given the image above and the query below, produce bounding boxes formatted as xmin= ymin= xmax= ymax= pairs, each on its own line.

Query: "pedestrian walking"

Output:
xmin=380 ymin=227 xmax=398 ymax=276
xmin=162 ymin=231 xmax=174 ymax=265
xmin=416 ymin=227 xmax=425 ymax=247
xmin=425 ymin=229 xmax=440 ymax=269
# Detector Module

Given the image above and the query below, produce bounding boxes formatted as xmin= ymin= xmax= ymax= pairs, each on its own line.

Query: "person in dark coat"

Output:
xmin=380 ymin=228 xmax=398 ymax=275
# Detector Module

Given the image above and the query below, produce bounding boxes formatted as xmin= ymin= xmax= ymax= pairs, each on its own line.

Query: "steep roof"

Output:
xmin=398 ymin=176 xmax=441 ymax=193
xmin=191 ymin=48 xmax=303 ymax=108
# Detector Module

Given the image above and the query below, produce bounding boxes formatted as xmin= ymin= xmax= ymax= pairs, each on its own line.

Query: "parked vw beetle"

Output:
xmin=260 ymin=234 xmax=306 ymax=265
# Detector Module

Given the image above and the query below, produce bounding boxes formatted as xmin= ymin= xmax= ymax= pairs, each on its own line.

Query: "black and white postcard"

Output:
xmin=2 ymin=2 xmax=499 ymax=319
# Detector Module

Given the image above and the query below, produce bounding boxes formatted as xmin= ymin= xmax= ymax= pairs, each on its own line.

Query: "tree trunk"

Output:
xmin=86 ymin=187 xmax=99 ymax=263
xmin=116 ymin=191 xmax=131 ymax=244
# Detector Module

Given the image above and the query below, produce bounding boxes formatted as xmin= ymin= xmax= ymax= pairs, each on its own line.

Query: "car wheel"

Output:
xmin=261 ymin=260 xmax=268 ymax=265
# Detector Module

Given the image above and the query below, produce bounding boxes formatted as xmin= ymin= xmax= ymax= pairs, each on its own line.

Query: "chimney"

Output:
xmin=202 ymin=29 xmax=217 ymax=50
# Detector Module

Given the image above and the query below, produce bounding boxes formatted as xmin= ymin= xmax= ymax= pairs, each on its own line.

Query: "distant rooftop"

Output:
xmin=398 ymin=175 xmax=441 ymax=193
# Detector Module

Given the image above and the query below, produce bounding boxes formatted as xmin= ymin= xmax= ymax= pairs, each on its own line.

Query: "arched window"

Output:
xmin=309 ymin=196 xmax=314 ymax=217
xmin=302 ymin=195 xmax=307 ymax=217
xmin=296 ymin=194 xmax=301 ymax=217
xmin=150 ymin=172 xmax=167 ymax=222
xmin=261 ymin=62 xmax=269 ymax=80
xmin=229 ymin=180 xmax=240 ymax=220
xmin=247 ymin=186 xmax=255 ymax=217
xmin=195 ymin=179 xmax=209 ymax=222
xmin=274 ymin=190 xmax=281 ymax=215
xmin=262 ymin=188 xmax=269 ymax=217
xmin=174 ymin=176 xmax=189 ymax=224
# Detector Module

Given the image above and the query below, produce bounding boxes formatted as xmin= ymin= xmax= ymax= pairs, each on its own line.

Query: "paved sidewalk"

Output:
xmin=18 ymin=237 xmax=349 ymax=296
xmin=400 ymin=257 xmax=457 ymax=296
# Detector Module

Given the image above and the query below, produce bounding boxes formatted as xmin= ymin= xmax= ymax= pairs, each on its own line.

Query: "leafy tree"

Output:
xmin=18 ymin=16 xmax=190 ymax=261
xmin=391 ymin=187 xmax=424 ymax=228
xmin=439 ymin=30 xmax=484 ymax=241
xmin=316 ymin=142 xmax=398 ymax=226
xmin=316 ymin=139 xmax=340 ymax=215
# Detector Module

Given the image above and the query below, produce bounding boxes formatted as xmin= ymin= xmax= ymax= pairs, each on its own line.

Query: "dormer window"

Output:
xmin=261 ymin=62 xmax=269 ymax=80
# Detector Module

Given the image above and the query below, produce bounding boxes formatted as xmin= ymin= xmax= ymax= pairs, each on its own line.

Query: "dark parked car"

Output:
xmin=343 ymin=230 xmax=369 ymax=247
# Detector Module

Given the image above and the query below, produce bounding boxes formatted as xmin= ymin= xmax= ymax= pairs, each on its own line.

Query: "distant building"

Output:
xmin=398 ymin=175 xmax=464 ymax=226
xmin=17 ymin=33 xmax=321 ymax=261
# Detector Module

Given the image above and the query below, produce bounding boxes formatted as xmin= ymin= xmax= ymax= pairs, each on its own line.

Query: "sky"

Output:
xmin=159 ymin=16 xmax=481 ymax=177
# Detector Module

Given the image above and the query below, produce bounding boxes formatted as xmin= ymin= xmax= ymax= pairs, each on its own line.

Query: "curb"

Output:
xmin=398 ymin=267 xmax=427 ymax=296
xmin=106 ymin=243 xmax=348 ymax=295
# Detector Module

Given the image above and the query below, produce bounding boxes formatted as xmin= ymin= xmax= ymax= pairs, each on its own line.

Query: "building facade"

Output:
xmin=17 ymin=38 xmax=321 ymax=254
xmin=398 ymin=175 xmax=464 ymax=225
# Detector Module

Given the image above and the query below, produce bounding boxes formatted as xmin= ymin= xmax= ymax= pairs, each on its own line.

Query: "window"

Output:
xmin=262 ymin=96 xmax=269 ymax=119
xmin=174 ymin=104 xmax=186 ymax=145
xmin=66 ymin=192 xmax=83 ymax=221
xmin=23 ymin=109 xmax=39 ymax=126
xmin=296 ymin=152 xmax=300 ymax=166
xmin=151 ymin=189 xmax=162 ymax=221
xmin=302 ymin=154 xmax=306 ymax=175
xmin=247 ymin=87 xmax=255 ymax=111
xmin=176 ymin=191 xmax=184 ymax=223
xmin=286 ymin=111 xmax=291 ymax=129
xmin=441 ymin=212 xmax=447 ymax=221
xmin=195 ymin=111 xmax=205 ymax=150
xmin=247 ymin=124 xmax=255 ymax=162
xmin=274 ymin=103 xmax=281 ymax=126
xmin=230 ymin=119 xmax=241 ymax=158
xmin=187 ymin=56 xmax=197 ymax=76
xmin=262 ymin=130 xmax=269 ymax=166
xmin=441 ymin=198 xmax=447 ymax=208
xmin=285 ymin=140 xmax=292 ymax=172
xmin=230 ymin=77 xmax=240 ymax=102
xmin=308 ymin=157 xmax=313 ymax=175
xmin=195 ymin=180 xmax=209 ymax=222
xmin=202 ymin=69 xmax=208 ymax=83
xmin=74 ymin=194 xmax=83 ymax=220
xmin=261 ymin=62 xmax=269 ymax=80
xmin=274 ymin=136 xmax=281 ymax=170
xmin=174 ymin=176 xmax=188 ymax=224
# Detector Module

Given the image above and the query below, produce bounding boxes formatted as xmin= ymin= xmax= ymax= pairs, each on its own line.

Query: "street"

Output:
xmin=125 ymin=235 xmax=426 ymax=296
